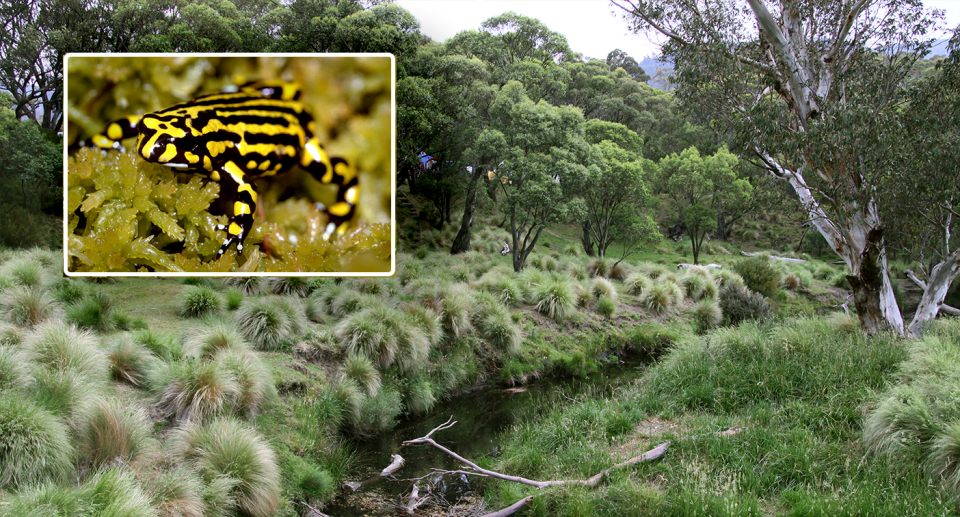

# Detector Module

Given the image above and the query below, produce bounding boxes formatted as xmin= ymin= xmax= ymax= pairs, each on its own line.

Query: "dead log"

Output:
xmin=739 ymin=251 xmax=807 ymax=263
xmin=677 ymin=263 xmax=722 ymax=269
xmin=381 ymin=454 xmax=405 ymax=477
xmin=402 ymin=417 xmax=669 ymax=490
xmin=905 ymin=270 xmax=960 ymax=316
xmin=405 ymin=484 xmax=425 ymax=515
xmin=480 ymin=495 xmax=536 ymax=517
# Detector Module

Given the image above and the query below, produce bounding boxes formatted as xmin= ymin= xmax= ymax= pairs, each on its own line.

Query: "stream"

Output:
xmin=324 ymin=354 xmax=650 ymax=516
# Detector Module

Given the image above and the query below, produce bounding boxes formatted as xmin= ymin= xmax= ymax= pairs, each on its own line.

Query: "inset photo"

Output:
xmin=65 ymin=54 xmax=394 ymax=275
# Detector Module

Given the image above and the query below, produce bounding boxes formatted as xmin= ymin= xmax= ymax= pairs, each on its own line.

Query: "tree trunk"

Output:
xmin=451 ymin=165 xmax=483 ymax=254
xmin=716 ymin=212 xmax=729 ymax=241
xmin=845 ymin=228 xmax=901 ymax=334
xmin=581 ymin=220 xmax=595 ymax=257
xmin=907 ymin=253 xmax=960 ymax=337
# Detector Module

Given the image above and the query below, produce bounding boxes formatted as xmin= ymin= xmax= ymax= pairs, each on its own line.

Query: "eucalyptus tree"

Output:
xmin=615 ymin=0 xmax=942 ymax=334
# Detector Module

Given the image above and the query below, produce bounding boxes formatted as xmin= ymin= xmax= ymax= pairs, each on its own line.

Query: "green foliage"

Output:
xmin=597 ymin=294 xmax=616 ymax=318
xmin=0 ymin=395 xmax=73 ymax=487
xmin=534 ymin=278 xmax=577 ymax=321
xmin=153 ymin=359 xmax=241 ymax=423
xmin=343 ymin=354 xmax=381 ymax=397
xmin=404 ymin=376 xmax=436 ymax=415
xmin=65 ymin=293 xmax=113 ymax=332
xmin=235 ymin=297 xmax=305 ymax=352
xmin=0 ymin=346 xmax=30 ymax=393
xmin=107 ymin=337 xmax=155 ymax=387
xmin=625 ymin=323 xmax=680 ymax=355
xmin=733 ymin=256 xmax=780 ymax=297
xmin=177 ymin=285 xmax=223 ymax=318
xmin=691 ymin=299 xmax=723 ymax=333
xmin=719 ymin=284 xmax=772 ymax=325
xmin=182 ymin=319 xmax=251 ymax=358
xmin=225 ymin=289 xmax=243 ymax=311
xmin=76 ymin=397 xmax=152 ymax=467
xmin=680 ymin=269 xmax=717 ymax=301
xmin=1 ymin=286 xmax=54 ymax=327
xmin=25 ymin=320 xmax=108 ymax=380
xmin=354 ymin=385 xmax=403 ymax=436
xmin=216 ymin=350 xmax=276 ymax=419
xmin=477 ymin=309 xmax=523 ymax=355
xmin=640 ymin=281 xmax=683 ymax=314
xmin=624 ymin=272 xmax=652 ymax=295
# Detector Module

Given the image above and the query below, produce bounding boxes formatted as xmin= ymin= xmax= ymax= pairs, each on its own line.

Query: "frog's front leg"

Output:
xmin=300 ymin=137 xmax=359 ymax=240
xmin=213 ymin=160 xmax=258 ymax=257
xmin=71 ymin=115 xmax=141 ymax=152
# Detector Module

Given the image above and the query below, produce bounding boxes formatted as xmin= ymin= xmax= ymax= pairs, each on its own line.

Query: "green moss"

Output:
xmin=67 ymin=56 xmax=392 ymax=274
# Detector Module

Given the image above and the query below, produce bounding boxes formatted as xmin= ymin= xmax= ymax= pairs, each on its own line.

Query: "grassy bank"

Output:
xmin=478 ymin=316 xmax=960 ymax=517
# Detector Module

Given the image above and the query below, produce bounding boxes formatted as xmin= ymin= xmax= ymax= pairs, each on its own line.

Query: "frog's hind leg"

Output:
xmin=213 ymin=161 xmax=257 ymax=257
xmin=71 ymin=115 xmax=141 ymax=153
xmin=300 ymin=137 xmax=359 ymax=240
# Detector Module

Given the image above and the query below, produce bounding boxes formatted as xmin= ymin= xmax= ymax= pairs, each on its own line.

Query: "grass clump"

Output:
xmin=65 ymin=295 xmax=113 ymax=332
xmin=269 ymin=276 xmax=311 ymax=297
xmin=591 ymin=277 xmax=618 ymax=303
xmin=216 ymin=350 xmax=276 ymax=419
xmin=343 ymin=354 xmax=381 ymax=397
xmin=691 ymin=299 xmax=722 ymax=333
xmin=477 ymin=309 xmax=523 ymax=355
xmin=476 ymin=270 xmax=523 ymax=307
xmin=680 ymin=270 xmax=717 ymax=301
xmin=153 ymin=359 xmax=241 ymax=423
xmin=2 ymin=257 xmax=44 ymax=288
xmin=225 ymin=288 xmax=243 ymax=311
xmin=182 ymin=319 xmax=251 ymax=358
xmin=441 ymin=284 xmax=475 ymax=339
xmin=0 ymin=345 xmax=31 ymax=393
xmin=107 ymin=337 xmax=155 ymax=387
xmin=235 ymin=297 xmax=305 ymax=352
xmin=0 ymin=395 xmax=74 ymax=487
xmin=76 ymin=397 xmax=152 ymax=467
xmin=639 ymin=282 xmax=683 ymax=314
xmin=404 ymin=376 xmax=436 ymax=415
xmin=25 ymin=320 xmax=108 ymax=381
xmin=596 ymin=294 xmax=616 ymax=318
xmin=177 ymin=285 xmax=223 ymax=318
xmin=718 ymin=284 xmax=772 ymax=325
xmin=1 ymin=286 xmax=55 ymax=327
xmin=733 ymin=256 xmax=780 ymax=297
xmin=534 ymin=278 xmax=576 ymax=322
xmin=170 ymin=418 xmax=281 ymax=517
xmin=624 ymin=272 xmax=652 ymax=295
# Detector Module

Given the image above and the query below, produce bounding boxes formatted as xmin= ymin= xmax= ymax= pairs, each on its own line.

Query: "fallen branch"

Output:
xmin=480 ymin=495 xmax=536 ymax=517
xmin=905 ymin=270 xmax=960 ymax=316
xmin=405 ymin=484 xmax=425 ymax=515
xmin=677 ymin=263 xmax=722 ymax=269
xmin=402 ymin=417 xmax=669 ymax=490
xmin=740 ymin=251 xmax=807 ymax=263
xmin=299 ymin=501 xmax=333 ymax=517
xmin=381 ymin=454 xmax=405 ymax=477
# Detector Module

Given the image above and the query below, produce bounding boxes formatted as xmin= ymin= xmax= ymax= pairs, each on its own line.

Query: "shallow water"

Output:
xmin=323 ymin=355 xmax=649 ymax=516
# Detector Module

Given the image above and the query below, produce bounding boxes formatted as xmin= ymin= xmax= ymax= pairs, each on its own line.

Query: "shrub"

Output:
xmin=154 ymin=359 xmax=240 ymax=422
xmin=235 ymin=297 xmax=304 ymax=351
xmin=597 ymin=294 xmax=616 ymax=318
xmin=534 ymin=278 xmax=576 ymax=321
xmin=107 ymin=337 xmax=155 ymax=387
xmin=733 ymin=256 xmax=780 ymax=297
xmin=783 ymin=272 xmax=801 ymax=290
xmin=718 ymin=284 xmax=772 ymax=325
xmin=170 ymin=418 xmax=281 ymax=517
xmin=216 ymin=350 xmax=276 ymax=419
xmin=77 ymin=397 xmax=152 ymax=467
xmin=2 ymin=286 xmax=54 ymax=327
xmin=182 ymin=319 xmax=251 ymax=358
xmin=624 ymin=272 xmax=652 ymax=295
xmin=477 ymin=310 xmax=523 ymax=355
xmin=640 ymin=282 xmax=683 ymax=314
xmin=177 ymin=285 xmax=223 ymax=318
xmin=66 ymin=296 xmax=113 ymax=332
xmin=692 ymin=299 xmax=723 ymax=333
xmin=343 ymin=354 xmax=381 ymax=397
xmin=0 ymin=395 xmax=73 ymax=487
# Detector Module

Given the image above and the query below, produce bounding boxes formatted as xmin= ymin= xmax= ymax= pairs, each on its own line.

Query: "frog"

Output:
xmin=72 ymin=80 xmax=359 ymax=257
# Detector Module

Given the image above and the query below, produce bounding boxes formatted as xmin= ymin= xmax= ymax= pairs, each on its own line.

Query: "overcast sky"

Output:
xmin=395 ymin=1 xmax=960 ymax=63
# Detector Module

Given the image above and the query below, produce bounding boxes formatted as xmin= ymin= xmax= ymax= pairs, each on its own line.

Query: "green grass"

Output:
xmin=76 ymin=397 xmax=152 ymax=467
xmin=0 ymin=395 xmax=74 ymax=487
xmin=177 ymin=285 xmax=223 ymax=318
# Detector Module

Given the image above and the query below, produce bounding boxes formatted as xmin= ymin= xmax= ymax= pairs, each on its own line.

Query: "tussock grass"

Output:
xmin=401 ymin=304 xmax=443 ymax=347
xmin=714 ymin=268 xmax=746 ymax=288
xmin=31 ymin=368 xmax=102 ymax=418
xmin=333 ymin=377 xmax=364 ymax=429
xmin=639 ymin=281 xmax=683 ymax=314
xmin=77 ymin=397 xmax=152 ymax=467
xmin=235 ymin=297 xmax=305 ymax=352
xmin=2 ymin=286 xmax=55 ymax=327
xmin=596 ymin=294 xmax=616 ymax=318
xmin=0 ymin=345 xmax=31 ymax=393
xmin=336 ymin=306 xmax=391 ymax=366
xmin=691 ymin=299 xmax=722 ymax=333
xmin=66 ymin=295 xmax=113 ymax=332
xmin=153 ymin=359 xmax=241 ymax=422
xmin=133 ymin=329 xmax=182 ymax=361
xmin=170 ymin=418 xmax=281 ymax=517
xmin=225 ymin=289 xmax=243 ymax=311
xmin=477 ymin=309 xmax=523 ymax=355
xmin=591 ymin=277 xmax=617 ymax=303
xmin=534 ymin=278 xmax=576 ymax=321
xmin=0 ymin=395 xmax=74 ymax=487
xmin=107 ymin=337 xmax=155 ymax=387
xmin=177 ymin=285 xmax=222 ymax=318
xmin=718 ymin=284 xmax=771 ymax=325
xmin=222 ymin=276 xmax=262 ymax=296
xmin=182 ymin=319 xmax=251 ymax=358
xmin=354 ymin=385 xmax=403 ymax=435
xmin=25 ymin=320 xmax=108 ymax=380
xmin=342 ymin=354 xmax=381 ymax=397
xmin=140 ymin=467 xmax=206 ymax=517
xmin=2 ymin=257 xmax=44 ymax=288
xmin=405 ymin=376 xmax=436 ymax=415
xmin=624 ymin=272 xmax=652 ymax=295
xmin=269 ymin=276 xmax=310 ymax=297
xmin=680 ymin=271 xmax=717 ymax=301
xmin=608 ymin=262 xmax=628 ymax=281
xmin=586 ymin=257 xmax=608 ymax=278
xmin=476 ymin=270 xmax=523 ymax=307
xmin=329 ymin=290 xmax=381 ymax=318
xmin=441 ymin=284 xmax=474 ymax=339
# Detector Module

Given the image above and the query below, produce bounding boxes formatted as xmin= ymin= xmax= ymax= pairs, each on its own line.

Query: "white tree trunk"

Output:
xmin=907 ymin=253 xmax=960 ymax=336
